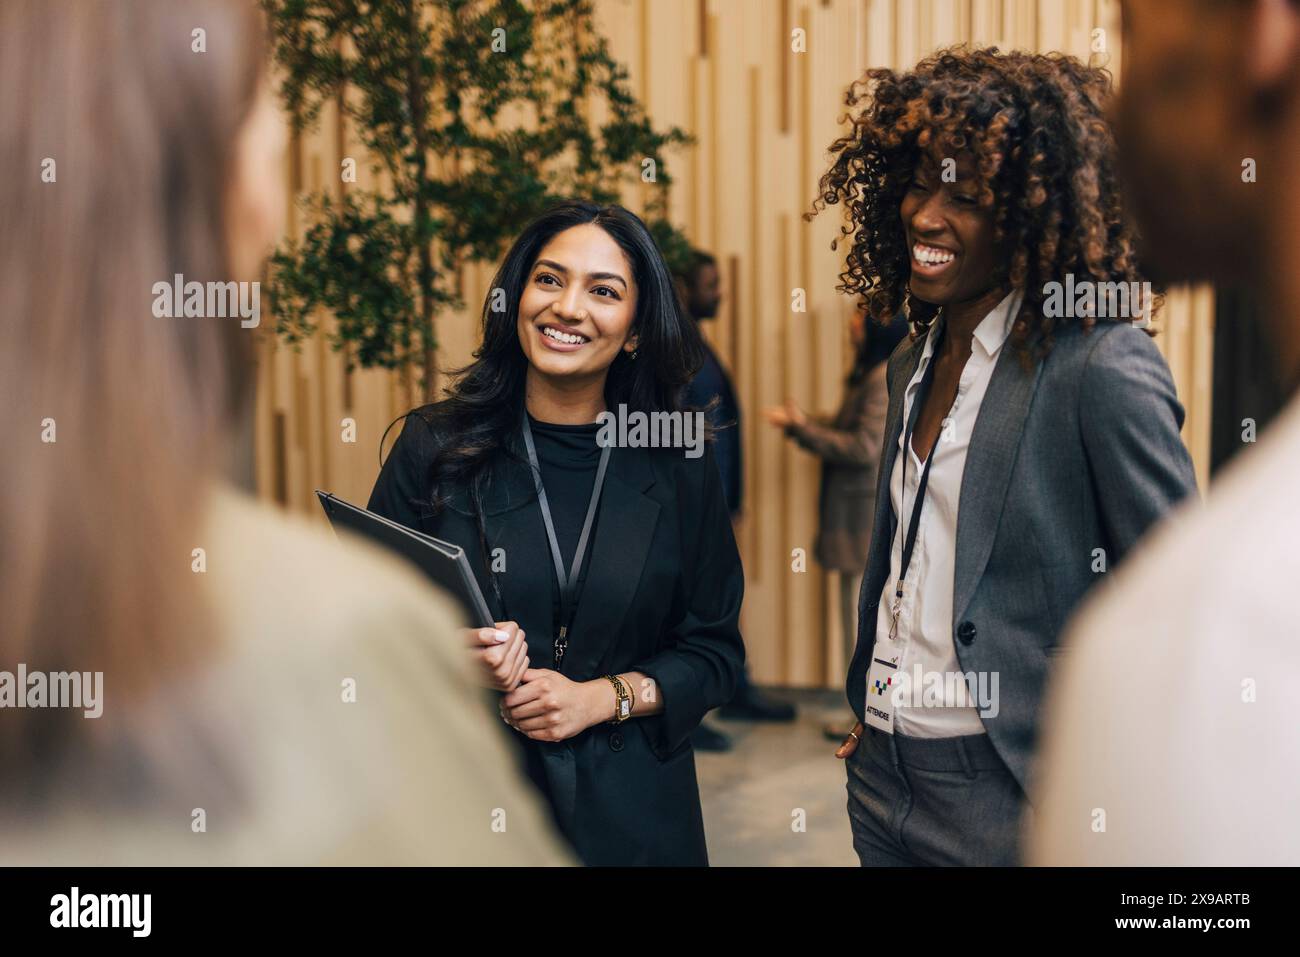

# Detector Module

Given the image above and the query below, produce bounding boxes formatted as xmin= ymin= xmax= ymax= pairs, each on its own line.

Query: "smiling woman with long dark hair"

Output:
xmin=368 ymin=200 xmax=745 ymax=866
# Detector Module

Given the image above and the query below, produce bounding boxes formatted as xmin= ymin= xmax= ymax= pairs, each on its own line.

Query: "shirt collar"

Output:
xmin=918 ymin=288 xmax=1023 ymax=365
xmin=972 ymin=288 xmax=1023 ymax=358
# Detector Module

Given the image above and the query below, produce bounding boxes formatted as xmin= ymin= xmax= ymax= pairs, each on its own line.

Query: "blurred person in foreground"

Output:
xmin=811 ymin=47 xmax=1197 ymax=866
xmin=677 ymin=250 xmax=795 ymax=752
xmin=0 ymin=0 xmax=567 ymax=866
xmin=764 ymin=310 xmax=905 ymax=741
xmin=1032 ymin=0 xmax=1300 ymax=865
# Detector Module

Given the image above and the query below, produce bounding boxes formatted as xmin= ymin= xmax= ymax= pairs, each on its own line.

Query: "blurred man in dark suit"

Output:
xmin=682 ymin=252 xmax=743 ymax=515
xmin=678 ymin=250 xmax=796 ymax=751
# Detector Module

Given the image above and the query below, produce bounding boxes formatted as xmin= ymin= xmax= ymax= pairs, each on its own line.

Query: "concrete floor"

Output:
xmin=695 ymin=688 xmax=859 ymax=867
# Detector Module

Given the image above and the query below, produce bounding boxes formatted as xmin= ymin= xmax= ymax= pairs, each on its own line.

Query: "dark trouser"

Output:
xmin=845 ymin=724 xmax=1028 ymax=866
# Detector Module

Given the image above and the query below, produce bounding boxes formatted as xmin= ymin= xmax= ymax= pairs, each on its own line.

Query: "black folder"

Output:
xmin=315 ymin=490 xmax=495 ymax=629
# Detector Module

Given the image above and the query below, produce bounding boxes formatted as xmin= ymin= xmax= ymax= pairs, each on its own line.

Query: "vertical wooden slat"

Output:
xmin=747 ymin=62 xmax=762 ymax=582
xmin=271 ymin=411 xmax=288 ymax=506
xmin=779 ymin=0 xmax=791 ymax=133
xmin=708 ymin=12 xmax=720 ymax=252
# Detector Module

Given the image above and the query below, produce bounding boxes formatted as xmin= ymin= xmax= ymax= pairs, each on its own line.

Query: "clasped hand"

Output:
xmin=465 ymin=622 xmax=603 ymax=742
xmin=499 ymin=667 xmax=601 ymax=742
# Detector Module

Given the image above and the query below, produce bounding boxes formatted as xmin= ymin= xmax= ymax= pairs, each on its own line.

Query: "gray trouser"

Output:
xmin=845 ymin=724 xmax=1028 ymax=866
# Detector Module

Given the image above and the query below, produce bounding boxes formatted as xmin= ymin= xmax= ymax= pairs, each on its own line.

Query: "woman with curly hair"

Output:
xmin=810 ymin=46 xmax=1198 ymax=865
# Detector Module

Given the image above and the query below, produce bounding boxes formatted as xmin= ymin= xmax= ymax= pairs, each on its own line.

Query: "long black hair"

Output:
xmin=396 ymin=199 xmax=705 ymax=519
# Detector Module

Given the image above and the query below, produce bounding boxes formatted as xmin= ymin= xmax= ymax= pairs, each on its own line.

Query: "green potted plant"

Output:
xmin=262 ymin=0 xmax=692 ymax=395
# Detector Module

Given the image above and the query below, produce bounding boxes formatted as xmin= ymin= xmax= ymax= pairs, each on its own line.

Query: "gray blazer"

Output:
xmin=846 ymin=319 xmax=1198 ymax=793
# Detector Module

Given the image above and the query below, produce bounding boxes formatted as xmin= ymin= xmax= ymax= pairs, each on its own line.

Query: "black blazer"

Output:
xmin=367 ymin=405 xmax=745 ymax=865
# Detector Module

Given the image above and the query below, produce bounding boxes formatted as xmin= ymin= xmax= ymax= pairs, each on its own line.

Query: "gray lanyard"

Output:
xmin=520 ymin=414 xmax=612 ymax=670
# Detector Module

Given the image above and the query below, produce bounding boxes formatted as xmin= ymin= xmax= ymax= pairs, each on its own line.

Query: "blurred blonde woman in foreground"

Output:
xmin=0 ymin=0 xmax=568 ymax=865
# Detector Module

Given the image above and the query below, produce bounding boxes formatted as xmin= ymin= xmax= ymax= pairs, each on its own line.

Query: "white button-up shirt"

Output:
xmin=871 ymin=289 xmax=1023 ymax=738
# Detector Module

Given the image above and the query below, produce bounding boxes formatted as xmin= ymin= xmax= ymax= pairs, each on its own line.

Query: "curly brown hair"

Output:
xmin=809 ymin=45 xmax=1157 ymax=361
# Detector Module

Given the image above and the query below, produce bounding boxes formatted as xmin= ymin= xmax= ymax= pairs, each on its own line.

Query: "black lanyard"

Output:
xmin=520 ymin=414 xmax=612 ymax=670
xmin=888 ymin=349 xmax=942 ymax=641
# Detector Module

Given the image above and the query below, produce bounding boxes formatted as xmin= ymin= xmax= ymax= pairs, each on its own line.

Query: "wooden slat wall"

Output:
xmin=256 ymin=0 xmax=1214 ymax=688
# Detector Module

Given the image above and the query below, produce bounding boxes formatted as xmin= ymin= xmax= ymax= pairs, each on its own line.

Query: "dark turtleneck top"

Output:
xmin=525 ymin=413 xmax=604 ymax=633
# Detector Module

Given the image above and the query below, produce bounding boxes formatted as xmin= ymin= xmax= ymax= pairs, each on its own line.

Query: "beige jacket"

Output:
xmin=0 ymin=484 xmax=571 ymax=865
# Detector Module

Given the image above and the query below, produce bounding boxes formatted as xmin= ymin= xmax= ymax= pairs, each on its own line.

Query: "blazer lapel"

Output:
xmin=559 ymin=444 xmax=661 ymax=680
xmin=951 ymin=347 xmax=1044 ymax=624
xmin=856 ymin=334 xmax=925 ymax=650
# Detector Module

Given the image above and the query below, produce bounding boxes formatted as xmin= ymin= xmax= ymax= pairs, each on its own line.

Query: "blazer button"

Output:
xmin=609 ymin=731 xmax=625 ymax=752
xmin=957 ymin=621 xmax=977 ymax=645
